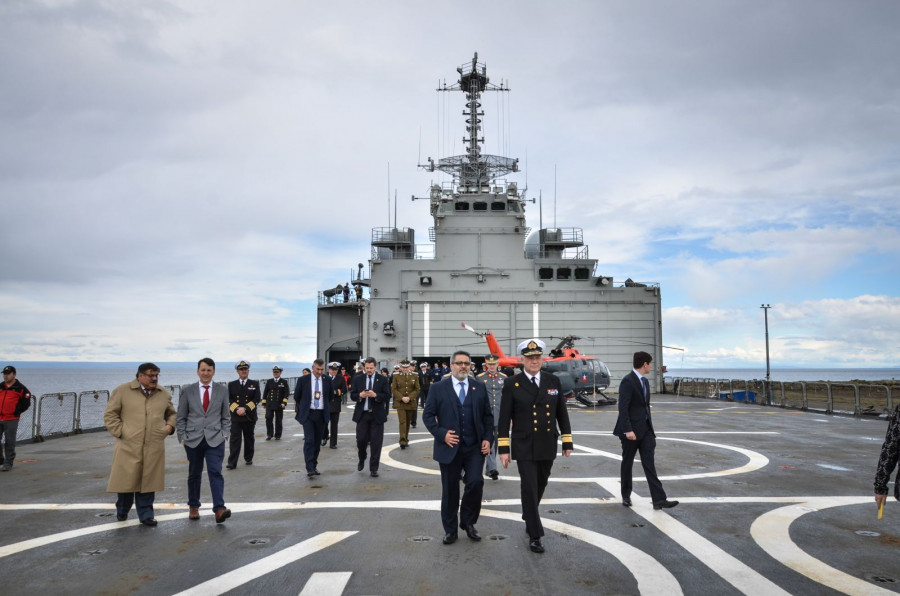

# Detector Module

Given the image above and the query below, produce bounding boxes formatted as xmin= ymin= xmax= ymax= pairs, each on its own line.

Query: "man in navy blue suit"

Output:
xmin=424 ymin=350 xmax=493 ymax=545
xmin=294 ymin=358 xmax=334 ymax=478
xmin=613 ymin=350 xmax=678 ymax=510
xmin=350 ymin=357 xmax=391 ymax=477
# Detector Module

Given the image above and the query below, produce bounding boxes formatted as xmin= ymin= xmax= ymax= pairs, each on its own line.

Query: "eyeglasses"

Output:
xmin=452 ymin=361 xmax=472 ymax=367
xmin=140 ymin=373 xmax=159 ymax=379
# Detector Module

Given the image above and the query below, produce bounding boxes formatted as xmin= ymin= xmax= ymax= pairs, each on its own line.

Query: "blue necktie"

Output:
xmin=314 ymin=377 xmax=320 ymax=409
xmin=458 ymin=382 xmax=466 ymax=404
xmin=365 ymin=376 xmax=372 ymax=411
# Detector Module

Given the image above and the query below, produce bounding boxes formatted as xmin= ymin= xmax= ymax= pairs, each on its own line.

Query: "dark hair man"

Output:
xmin=0 ymin=365 xmax=32 ymax=471
xmin=294 ymin=358 xmax=334 ymax=477
xmin=613 ymin=351 xmax=678 ymax=511
xmin=424 ymin=350 xmax=493 ymax=545
xmin=103 ymin=363 xmax=176 ymax=526
xmin=350 ymin=357 xmax=391 ymax=477
xmin=176 ymin=358 xmax=232 ymax=523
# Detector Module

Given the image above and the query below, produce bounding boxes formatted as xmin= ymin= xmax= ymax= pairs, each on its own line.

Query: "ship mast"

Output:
xmin=422 ymin=52 xmax=518 ymax=192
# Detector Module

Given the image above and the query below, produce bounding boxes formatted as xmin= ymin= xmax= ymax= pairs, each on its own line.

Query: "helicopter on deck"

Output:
xmin=461 ymin=323 xmax=616 ymax=407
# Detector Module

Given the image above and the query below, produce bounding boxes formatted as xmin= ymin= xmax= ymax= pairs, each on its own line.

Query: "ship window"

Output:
xmin=557 ymin=267 xmax=571 ymax=280
xmin=473 ymin=201 xmax=487 ymax=211
xmin=574 ymin=267 xmax=590 ymax=280
xmin=491 ymin=202 xmax=505 ymax=211
xmin=455 ymin=201 xmax=470 ymax=211
xmin=538 ymin=267 xmax=553 ymax=280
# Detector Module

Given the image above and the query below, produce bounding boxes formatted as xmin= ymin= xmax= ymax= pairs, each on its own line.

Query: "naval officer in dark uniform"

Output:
xmin=226 ymin=360 xmax=260 ymax=469
xmin=498 ymin=339 xmax=573 ymax=554
xmin=262 ymin=365 xmax=290 ymax=440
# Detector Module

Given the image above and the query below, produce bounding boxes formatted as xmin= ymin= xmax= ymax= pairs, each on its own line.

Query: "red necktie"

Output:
xmin=203 ymin=385 xmax=210 ymax=412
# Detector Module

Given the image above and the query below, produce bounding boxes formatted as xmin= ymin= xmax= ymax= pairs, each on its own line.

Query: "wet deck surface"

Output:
xmin=1 ymin=396 xmax=897 ymax=595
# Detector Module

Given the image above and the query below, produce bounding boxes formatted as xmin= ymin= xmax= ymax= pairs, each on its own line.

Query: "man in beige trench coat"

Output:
xmin=104 ymin=362 xmax=177 ymax=526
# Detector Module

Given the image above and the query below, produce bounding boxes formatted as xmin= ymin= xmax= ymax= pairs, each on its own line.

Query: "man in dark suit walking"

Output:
xmin=294 ymin=358 xmax=334 ymax=477
xmin=176 ymin=357 xmax=232 ymax=523
xmin=322 ymin=362 xmax=347 ymax=449
xmin=498 ymin=339 xmax=573 ymax=554
xmin=424 ymin=350 xmax=493 ymax=545
xmin=613 ymin=351 xmax=678 ymax=510
xmin=350 ymin=357 xmax=390 ymax=477
xmin=226 ymin=360 xmax=260 ymax=469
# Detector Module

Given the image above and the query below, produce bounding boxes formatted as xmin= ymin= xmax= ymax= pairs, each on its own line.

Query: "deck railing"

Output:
xmin=663 ymin=376 xmax=895 ymax=418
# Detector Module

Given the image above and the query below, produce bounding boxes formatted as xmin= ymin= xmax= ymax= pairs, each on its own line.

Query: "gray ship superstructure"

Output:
xmin=317 ymin=54 xmax=663 ymax=388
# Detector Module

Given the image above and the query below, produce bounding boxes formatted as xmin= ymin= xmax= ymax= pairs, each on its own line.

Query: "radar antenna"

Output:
xmin=421 ymin=53 xmax=518 ymax=189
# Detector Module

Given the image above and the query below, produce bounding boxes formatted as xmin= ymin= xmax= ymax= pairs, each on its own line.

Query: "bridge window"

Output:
xmin=491 ymin=202 xmax=506 ymax=211
xmin=455 ymin=202 xmax=470 ymax=211
xmin=574 ymin=267 xmax=590 ymax=280
xmin=473 ymin=201 xmax=488 ymax=211
xmin=557 ymin=267 xmax=571 ymax=280
xmin=538 ymin=267 xmax=553 ymax=280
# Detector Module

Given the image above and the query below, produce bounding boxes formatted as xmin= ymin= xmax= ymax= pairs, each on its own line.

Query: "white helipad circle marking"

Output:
xmin=381 ymin=437 xmax=769 ymax=483
xmin=751 ymin=496 xmax=895 ymax=596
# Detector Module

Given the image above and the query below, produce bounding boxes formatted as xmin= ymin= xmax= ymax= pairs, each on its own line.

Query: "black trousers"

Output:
xmin=620 ymin=434 xmax=667 ymax=503
xmin=322 ymin=411 xmax=340 ymax=447
xmin=516 ymin=459 xmax=554 ymax=539
xmin=265 ymin=406 xmax=284 ymax=439
xmin=355 ymin=411 xmax=384 ymax=472
xmin=227 ymin=417 xmax=255 ymax=466
xmin=439 ymin=442 xmax=485 ymax=534
xmin=301 ymin=409 xmax=326 ymax=472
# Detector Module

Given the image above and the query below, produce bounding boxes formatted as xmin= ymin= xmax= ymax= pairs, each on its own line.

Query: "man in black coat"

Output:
xmin=294 ymin=359 xmax=334 ymax=477
xmin=424 ymin=351 xmax=493 ymax=544
xmin=613 ymin=351 xmax=678 ymax=510
xmin=498 ymin=339 xmax=573 ymax=554
xmin=262 ymin=365 xmax=290 ymax=440
xmin=226 ymin=360 xmax=260 ymax=469
xmin=323 ymin=362 xmax=347 ymax=449
xmin=350 ymin=357 xmax=391 ymax=477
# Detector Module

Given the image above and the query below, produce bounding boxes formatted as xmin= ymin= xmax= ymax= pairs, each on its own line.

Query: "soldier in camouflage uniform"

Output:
xmin=391 ymin=359 xmax=420 ymax=449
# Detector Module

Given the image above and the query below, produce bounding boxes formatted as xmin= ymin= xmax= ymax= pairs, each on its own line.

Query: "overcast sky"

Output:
xmin=1 ymin=0 xmax=898 ymax=368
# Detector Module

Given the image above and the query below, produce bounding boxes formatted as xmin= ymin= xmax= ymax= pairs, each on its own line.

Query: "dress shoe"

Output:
xmin=370 ymin=470 xmax=379 ymax=477
xmin=225 ymin=464 xmax=236 ymax=470
xmin=321 ymin=439 xmax=327 ymax=446
xmin=622 ymin=497 xmax=632 ymax=507
xmin=410 ymin=423 xmax=416 ymax=428
xmin=313 ymin=469 xmax=321 ymax=475
xmin=140 ymin=518 xmax=158 ymax=527
xmin=189 ymin=507 xmax=200 ymax=520
xmin=307 ymin=471 xmax=316 ymax=478
xmin=274 ymin=437 xmax=281 ymax=440
xmin=400 ymin=444 xmax=407 ymax=450
xmin=489 ymin=470 xmax=499 ymax=480
xmin=461 ymin=523 xmax=481 ymax=541
xmin=357 ymin=460 xmax=365 ymax=471
xmin=116 ymin=514 xmax=128 ymax=522
xmin=215 ymin=508 xmax=231 ymax=523
xmin=245 ymin=460 xmax=252 ymax=466
xmin=265 ymin=437 xmax=272 ymax=441
xmin=653 ymin=499 xmax=679 ymax=510
xmin=529 ymin=538 xmax=544 ymax=553
xmin=442 ymin=532 xmax=458 ymax=545
xmin=329 ymin=445 xmax=337 ymax=449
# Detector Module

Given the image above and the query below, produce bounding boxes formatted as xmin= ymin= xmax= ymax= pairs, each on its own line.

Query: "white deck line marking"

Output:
xmin=480 ymin=508 xmax=683 ymax=595
xmin=631 ymin=500 xmax=791 ymax=596
xmin=298 ymin=571 xmax=352 ymax=596
xmin=750 ymin=497 xmax=896 ymax=596
xmin=172 ymin=532 xmax=356 ymax=596
xmin=575 ymin=431 xmax=780 ymax=435
xmin=655 ymin=438 xmax=769 ymax=481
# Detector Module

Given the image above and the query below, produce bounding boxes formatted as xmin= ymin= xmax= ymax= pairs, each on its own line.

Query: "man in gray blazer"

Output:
xmin=176 ymin=357 xmax=232 ymax=523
